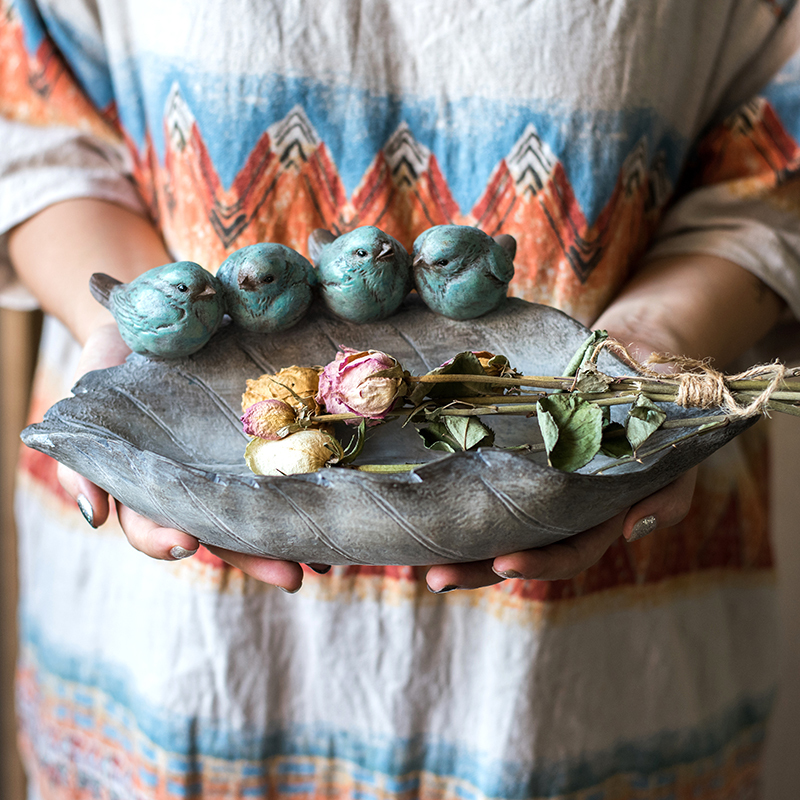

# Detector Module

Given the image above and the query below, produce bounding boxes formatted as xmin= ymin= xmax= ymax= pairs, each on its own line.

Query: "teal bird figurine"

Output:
xmin=308 ymin=226 xmax=412 ymax=323
xmin=412 ymin=225 xmax=516 ymax=320
xmin=89 ymin=261 xmax=224 ymax=358
xmin=216 ymin=243 xmax=317 ymax=333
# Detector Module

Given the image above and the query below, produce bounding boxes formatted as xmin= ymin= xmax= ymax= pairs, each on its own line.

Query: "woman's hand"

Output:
xmin=425 ymin=252 xmax=785 ymax=593
xmin=56 ymin=323 xmax=308 ymax=592
xmin=7 ymin=199 xmax=307 ymax=593
xmin=423 ymin=469 xmax=697 ymax=592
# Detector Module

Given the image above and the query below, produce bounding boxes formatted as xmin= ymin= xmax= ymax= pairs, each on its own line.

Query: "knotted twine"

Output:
xmin=589 ymin=339 xmax=788 ymax=419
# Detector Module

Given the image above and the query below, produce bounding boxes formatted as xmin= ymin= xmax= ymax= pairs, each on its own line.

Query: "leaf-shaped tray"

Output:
xmin=21 ymin=297 xmax=756 ymax=564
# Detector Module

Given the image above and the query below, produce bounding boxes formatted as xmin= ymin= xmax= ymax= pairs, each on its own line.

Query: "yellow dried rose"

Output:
xmin=244 ymin=429 xmax=344 ymax=476
xmin=242 ymin=366 xmax=322 ymax=414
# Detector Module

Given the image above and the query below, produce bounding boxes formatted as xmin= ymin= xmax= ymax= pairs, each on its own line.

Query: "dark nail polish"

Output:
xmin=429 ymin=584 xmax=459 ymax=594
xmin=307 ymin=564 xmax=331 ymax=574
xmin=76 ymin=494 xmax=95 ymax=528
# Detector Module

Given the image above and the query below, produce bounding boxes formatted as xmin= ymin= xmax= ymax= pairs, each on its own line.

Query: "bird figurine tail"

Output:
xmin=89 ymin=273 xmax=123 ymax=309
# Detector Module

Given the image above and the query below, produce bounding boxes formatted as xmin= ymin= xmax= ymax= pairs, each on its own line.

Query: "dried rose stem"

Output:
xmin=309 ymin=370 xmax=800 ymax=425
xmin=411 ymin=372 xmax=800 ymax=392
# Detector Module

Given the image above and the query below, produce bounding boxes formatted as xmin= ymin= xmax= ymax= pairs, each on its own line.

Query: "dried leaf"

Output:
xmin=339 ymin=419 xmax=368 ymax=465
xmin=599 ymin=421 xmax=633 ymax=458
xmin=561 ymin=329 xmax=608 ymax=378
xmin=443 ymin=415 xmax=495 ymax=450
xmin=537 ymin=394 xmax=604 ymax=472
xmin=418 ymin=422 xmax=457 ymax=452
xmin=626 ymin=395 xmax=667 ymax=451
xmin=416 ymin=414 xmax=494 ymax=452
xmin=575 ymin=362 xmax=614 ymax=393
xmin=409 ymin=351 xmax=492 ymax=404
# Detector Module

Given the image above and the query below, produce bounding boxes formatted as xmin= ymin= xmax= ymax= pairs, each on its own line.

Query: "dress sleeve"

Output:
xmin=0 ymin=0 xmax=146 ymax=309
xmin=645 ymin=47 xmax=800 ymax=321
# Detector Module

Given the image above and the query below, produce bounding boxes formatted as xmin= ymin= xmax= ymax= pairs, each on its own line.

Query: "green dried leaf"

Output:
xmin=561 ymin=329 xmax=609 ymax=378
xmin=409 ymin=351 xmax=491 ymax=404
xmin=339 ymin=419 xmax=367 ymax=465
xmin=625 ymin=395 xmax=667 ymax=451
xmin=537 ymin=394 xmax=604 ymax=472
xmin=416 ymin=414 xmax=494 ymax=452
xmin=575 ymin=362 xmax=614 ymax=393
xmin=418 ymin=422 xmax=457 ymax=452
xmin=484 ymin=354 xmax=512 ymax=374
xmin=599 ymin=421 xmax=633 ymax=458
xmin=442 ymin=414 xmax=495 ymax=450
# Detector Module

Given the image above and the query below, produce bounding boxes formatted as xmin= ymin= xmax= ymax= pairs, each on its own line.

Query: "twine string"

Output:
xmin=590 ymin=339 xmax=787 ymax=419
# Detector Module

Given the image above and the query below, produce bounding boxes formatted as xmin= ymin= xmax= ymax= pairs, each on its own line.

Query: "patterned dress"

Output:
xmin=2 ymin=1 xmax=800 ymax=798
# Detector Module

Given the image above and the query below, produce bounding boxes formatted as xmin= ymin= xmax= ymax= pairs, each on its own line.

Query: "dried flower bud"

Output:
xmin=244 ymin=429 xmax=344 ymax=476
xmin=316 ymin=347 xmax=407 ymax=423
xmin=241 ymin=399 xmax=297 ymax=440
xmin=242 ymin=366 xmax=322 ymax=414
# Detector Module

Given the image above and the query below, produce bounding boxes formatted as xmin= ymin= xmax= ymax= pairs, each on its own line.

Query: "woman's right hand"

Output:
xmin=56 ymin=323 xmax=307 ymax=592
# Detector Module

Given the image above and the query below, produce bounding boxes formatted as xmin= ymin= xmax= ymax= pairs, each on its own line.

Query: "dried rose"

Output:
xmin=316 ymin=347 xmax=407 ymax=423
xmin=244 ymin=429 xmax=344 ymax=476
xmin=241 ymin=399 xmax=297 ymax=440
xmin=242 ymin=366 xmax=322 ymax=414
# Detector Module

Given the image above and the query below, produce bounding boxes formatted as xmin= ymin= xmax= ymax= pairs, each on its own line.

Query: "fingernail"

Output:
xmin=169 ymin=545 xmax=198 ymax=560
xmin=629 ymin=514 xmax=657 ymax=542
xmin=493 ymin=568 xmax=523 ymax=579
xmin=76 ymin=494 xmax=96 ymax=528
xmin=307 ymin=564 xmax=331 ymax=574
xmin=428 ymin=584 xmax=460 ymax=594
xmin=279 ymin=586 xmax=301 ymax=594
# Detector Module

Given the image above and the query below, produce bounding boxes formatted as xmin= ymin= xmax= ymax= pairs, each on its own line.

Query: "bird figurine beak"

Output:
xmin=238 ymin=265 xmax=260 ymax=291
xmin=412 ymin=253 xmax=425 ymax=268
xmin=196 ymin=284 xmax=218 ymax=299
xmin=376 ymin=242 xmax=395 ymax=262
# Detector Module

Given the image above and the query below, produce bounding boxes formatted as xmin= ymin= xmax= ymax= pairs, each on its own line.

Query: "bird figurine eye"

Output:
xmin=436 ymin=259 xmax=449 ymax=267
xmin=355 ymin=249 xmax=369 ymax=257
xmin=177 ymin=283 xmax=189 ymax=292
xmin=263 ymin=275 xmax=275 ymax=284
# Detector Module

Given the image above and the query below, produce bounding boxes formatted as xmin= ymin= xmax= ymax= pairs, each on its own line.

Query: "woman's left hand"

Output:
xmin=426 ymin=251 xmax=786 ymax=592
xmin=423 ymin=468 xmax=696 ymax=592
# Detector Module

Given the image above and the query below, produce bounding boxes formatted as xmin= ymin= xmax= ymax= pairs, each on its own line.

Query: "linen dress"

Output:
xmin=2 ymin=1 xmax=800 ymax=798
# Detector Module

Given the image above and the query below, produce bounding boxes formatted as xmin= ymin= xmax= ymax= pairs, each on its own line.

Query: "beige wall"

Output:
xmin=0 ymin=309 xmax=797 ymax=799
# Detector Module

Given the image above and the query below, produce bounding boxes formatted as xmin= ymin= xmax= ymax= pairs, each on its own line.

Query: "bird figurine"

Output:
xmin=216 ymin=243 xmax=317 ymax=333
xmin=308 ymin=226 xmax=412 ymax=324
xmin=412 ymin=225 xmax=516 ymax=320
xmin=89 ymin=261 xmax=224 ymax=358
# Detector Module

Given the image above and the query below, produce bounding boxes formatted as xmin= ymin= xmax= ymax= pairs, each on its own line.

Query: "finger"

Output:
xmin=116 ymin=500 xmax=200 ymax=560
xmin=492 ymin=511 xmax=627 ymax=582
xmin=205 ymin=545 xmax=305 ymax=592
xmin=424 ymin=559 xmax=504 ymax=593
xmin=57 ymin=463 xmax=111 ymax=528
xmin=623 ymin=467 xmax=697 ymax=542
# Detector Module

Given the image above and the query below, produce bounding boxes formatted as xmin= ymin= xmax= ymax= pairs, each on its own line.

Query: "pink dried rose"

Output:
xmin=316 ymin=347 xmax=408 ymax=423
xmin=241 ymin=399 xmax=297 ymax=440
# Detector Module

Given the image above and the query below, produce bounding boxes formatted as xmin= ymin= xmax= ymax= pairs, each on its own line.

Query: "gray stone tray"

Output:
xmin=21 ymin=297 xmax=756 ymax=564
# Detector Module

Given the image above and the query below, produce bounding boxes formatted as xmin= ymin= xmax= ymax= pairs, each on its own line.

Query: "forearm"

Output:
xmin=595 ymin=254 xmax=786 ymax=369
xmin=8 ymin=198 xmax=171 ymax=345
